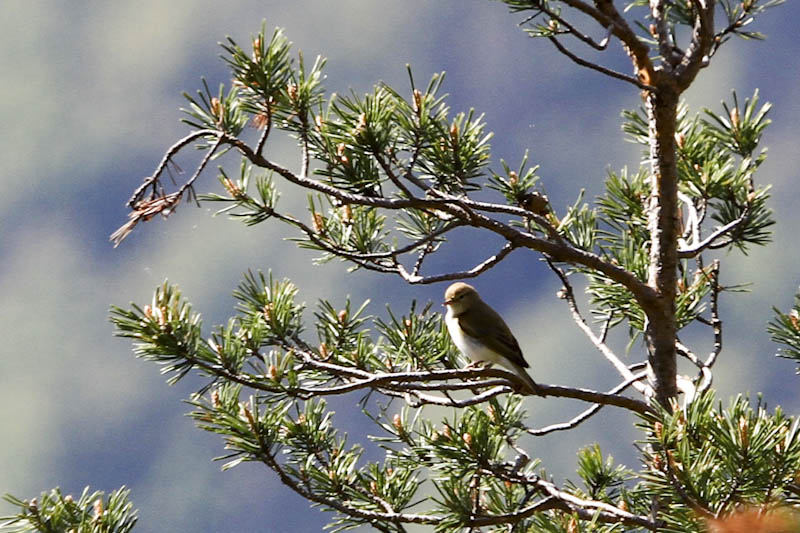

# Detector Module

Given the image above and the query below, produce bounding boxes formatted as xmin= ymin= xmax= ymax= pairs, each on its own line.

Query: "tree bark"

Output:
xmin=645 ymin=78 xmax=681 ymax=407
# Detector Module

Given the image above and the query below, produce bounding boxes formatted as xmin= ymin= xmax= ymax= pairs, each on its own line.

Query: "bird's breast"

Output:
xmin=445 ymin=312 xmax=501 ymax=365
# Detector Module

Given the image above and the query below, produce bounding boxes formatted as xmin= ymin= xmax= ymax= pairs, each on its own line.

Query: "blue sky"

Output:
xmin=2 ymin=2 xmax=800 ymax=531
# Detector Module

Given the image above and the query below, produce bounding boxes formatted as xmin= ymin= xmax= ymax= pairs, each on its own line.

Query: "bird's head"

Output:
xmin=444 ymin=282 xmax=480 ymax=313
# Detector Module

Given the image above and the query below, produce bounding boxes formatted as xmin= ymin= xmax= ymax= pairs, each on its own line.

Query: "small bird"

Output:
xmin=443 ymin=282 xmax=540 ymax=395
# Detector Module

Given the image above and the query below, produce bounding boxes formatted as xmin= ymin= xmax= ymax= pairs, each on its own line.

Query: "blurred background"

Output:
xmin=1 ymin=1 xmax=799 ymax=531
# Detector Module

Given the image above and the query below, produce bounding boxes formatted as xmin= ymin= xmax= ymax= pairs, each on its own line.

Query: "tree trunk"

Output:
xmin=645 ymin=80 xmax=680 ymax=407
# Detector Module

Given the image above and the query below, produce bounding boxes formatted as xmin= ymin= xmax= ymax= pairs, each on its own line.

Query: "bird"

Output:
xmin=443 ymin=282 xmax=540 ymax=395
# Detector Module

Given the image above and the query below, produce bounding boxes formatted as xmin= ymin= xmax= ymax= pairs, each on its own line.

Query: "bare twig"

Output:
xmin=678 ymin=190 xmax=701 ymax=246
xmin=674 ymin=0 xmax=716 ymax=90
xmin=557 ymin=0 xmax=655 ymax=85
xmin=533 ymin=5 xmax=612 ymax=51
xmin=389 ymin=380 xmax=652 ymax=414
xmin=532 ymin=475 xmax=662 ymax=530
xmin=547 ymin=36 xmax=655 ymax=91
xmin=528 ymin=371 xmax=647 ymax=436
xmin=395 ymin=243 xmax=516 ymax=284
xmin=599 ymin=312 xmax=614 ymax=343
xmin=126 ymin=129 xmax=220 ymax=208
xmin=255 ymin=105 xmax=272 ymax=156
xmin=374 ymin=151 xmax=414 ymax=198
xmin=677 ymin=210 xmax=749 ymax=258
xmin=477 ymin=468 xmax=663 ymax=530
xmin=650 ymin=0 xmax=680 ymax=67
xmin=389 ymin=386 xmax=514 ymax=408
xmin=704 ymin=260 xmax=723 ymax=370
xmin=675 ymin=341 xmax=704 ymax=370
xmin=465 ymin=496 xmax=561 ymax=527
xmin=687 ymin=259 xmax=723 ymax=388
xmin=545 ymin=258 xmax=652 ymax=396
xmin=530 ymin=383 xmax=651 ymax=414
xmin=299 ymin=114 xmax=311 ymax=179
xmin=411 ymin=241 xmax=435 ymax=277
xmin=112 ymin=133 xmax=223 ymax=245
xmin=629 ymin=361 xmax=648 ymax=372
xmin=675 ymin=340 xmax=713 ymax=398
xmin=177 ymin=135 xmax=223 ymax=198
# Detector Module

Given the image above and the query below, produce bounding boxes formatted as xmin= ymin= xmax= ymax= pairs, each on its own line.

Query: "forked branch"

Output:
xmin=114 ymin=131 xmax=658 ymax=310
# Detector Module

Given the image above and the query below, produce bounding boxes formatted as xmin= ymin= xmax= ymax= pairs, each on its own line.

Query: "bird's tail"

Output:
xmin=507 ymin=363 xmax=542 ymax=396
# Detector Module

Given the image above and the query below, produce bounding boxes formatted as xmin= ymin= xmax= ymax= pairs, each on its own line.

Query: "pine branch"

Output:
xmin=180 ymin=337 xmax=654 ymax=414
xmin=233 ymin=140 xmax=657 ymax=306
xmin=115 ymin=130 xmax=658 ymax=309
xmin=254 ymin=441 xmax=443 ymax=527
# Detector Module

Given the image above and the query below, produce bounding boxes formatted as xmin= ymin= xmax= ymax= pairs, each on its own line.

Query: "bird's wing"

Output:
xmin=457 ymin=306 xmax=530 ymax=369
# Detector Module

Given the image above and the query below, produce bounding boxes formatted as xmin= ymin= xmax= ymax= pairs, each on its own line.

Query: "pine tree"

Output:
xmin=5 ymin=1 xmax=799 ymax=531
